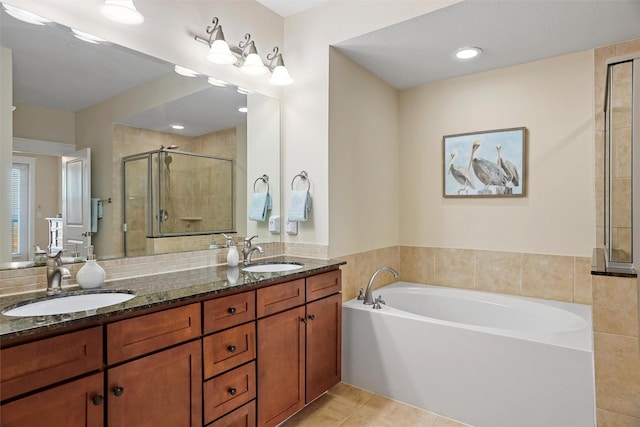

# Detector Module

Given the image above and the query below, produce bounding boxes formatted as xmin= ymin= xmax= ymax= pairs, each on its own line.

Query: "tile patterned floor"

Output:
xmin=281 ymin=382 xmax=471 ymax=427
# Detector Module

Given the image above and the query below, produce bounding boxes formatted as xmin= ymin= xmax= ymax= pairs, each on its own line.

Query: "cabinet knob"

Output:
xmin=300 ymin=318 xmax=307 ymax=323
xmin=228 ymin=307 xmax=237 ymax=314
xmin=228 ymin=345 xmax=236 ymax=353
xmin=228 ymin=387 xmax=237 ymax=396
xmin=308 ymin=314 xmax=315 ymax=320
xmin=91 ymin=395 xmax=104 ymax=406
xmin=113 ymin=386 xmax=125 ymax=397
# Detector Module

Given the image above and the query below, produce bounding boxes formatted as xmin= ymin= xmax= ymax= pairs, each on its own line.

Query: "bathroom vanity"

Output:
xmin=0 ymin=258 xmax=343 ymax=427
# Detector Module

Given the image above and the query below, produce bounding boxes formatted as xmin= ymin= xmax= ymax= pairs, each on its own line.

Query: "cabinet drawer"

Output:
xmin=204 ymin=361 xmax=256 ymax=424
xmin=207 ymin=400 xmax=255 ymax=427
xmin=107 ymin=303 xmax=201 ymax=364
xmin=204 ymin=322 xmax=256 ymax=379
xmin=1 ymin=326 xmax=102 ymax=401
xmin=256 ymin=279 xmax=305 ymax=317
xmin=204 ymin=292 xmax=255 ymax=334
xmin=306 ymin=270 xmax=341 ymax=302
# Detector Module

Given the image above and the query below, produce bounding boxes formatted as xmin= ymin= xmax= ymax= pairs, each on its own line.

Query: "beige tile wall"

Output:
xmin=593 ymin=38 xmax=640 ymax=427
xmin=337 ymin=245 xmax=592 ymax=305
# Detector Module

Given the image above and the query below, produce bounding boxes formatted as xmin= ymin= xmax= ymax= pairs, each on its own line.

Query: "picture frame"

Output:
xmin=443 ymin=127 xmax=526 ymax=198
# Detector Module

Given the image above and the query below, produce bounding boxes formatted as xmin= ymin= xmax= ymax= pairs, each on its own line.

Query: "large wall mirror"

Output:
xmin=0 ymin=6 xmax=281 ymax=268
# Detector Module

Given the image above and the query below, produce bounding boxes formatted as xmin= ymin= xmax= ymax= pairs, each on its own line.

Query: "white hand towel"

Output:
xmin=287 ymin=190 xmax=311 ymax=222
xmin=248 ymin=192 xmax=271 ymax=221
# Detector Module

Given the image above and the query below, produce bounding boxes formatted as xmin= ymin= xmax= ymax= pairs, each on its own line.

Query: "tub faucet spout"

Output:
xmin=363 ymin=267 xmax=399 ymax=305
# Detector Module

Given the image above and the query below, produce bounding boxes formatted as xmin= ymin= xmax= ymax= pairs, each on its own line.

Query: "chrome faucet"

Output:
xmin=242 ymin=236 xmax=264 ymax=265
xmin=363 ymin=267 xmax=399 ymax=305
xmin=46 ymin=250 xmax=71 ymax=295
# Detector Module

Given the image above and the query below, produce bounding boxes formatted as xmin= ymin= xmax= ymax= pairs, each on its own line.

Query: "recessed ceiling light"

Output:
xmin=238 ymin=107 xmax=248 ymax=113
xmin=454 ymin=47 xmax=482 ymax=60
xmin=207 ymin=77 xmax=228 ymax=87
xmin=174 ymin=65 xmax=198 ymax=77
xmin=170 ymin=124 xmax=184 ymax=130
xmin=2 ymin=3 xmax=51 ymax=25
xmin=100 ymin=0 xmax=144 ymax=25
xmin=71 ymin=29 xmax=107 ymax=44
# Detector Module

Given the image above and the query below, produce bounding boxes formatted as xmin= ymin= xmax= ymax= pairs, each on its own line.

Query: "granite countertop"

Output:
xmin=0 ymin=256 xmax=345 ymax=342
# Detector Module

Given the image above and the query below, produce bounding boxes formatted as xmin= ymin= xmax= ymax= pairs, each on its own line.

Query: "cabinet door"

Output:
xmin=107 ymin=340 xmax=202 ymax=427
xmin=257 ymin=306 xmax=305 ymax=427
xmin=306 ymin=293 xmax=342 ymax=402
xmin=1 ymin=373 xmax=104 ymax=427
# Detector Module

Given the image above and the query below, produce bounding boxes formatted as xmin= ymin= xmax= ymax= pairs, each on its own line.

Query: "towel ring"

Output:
xmin=291 ymin=171 xmax=310 ymax=191
xmin=253 ymin=174 xmax=270 ymax=193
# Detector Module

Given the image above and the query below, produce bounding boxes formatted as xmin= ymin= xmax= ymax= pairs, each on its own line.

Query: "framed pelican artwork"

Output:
xmin=443 ymin=127 xmax=526 ymax=198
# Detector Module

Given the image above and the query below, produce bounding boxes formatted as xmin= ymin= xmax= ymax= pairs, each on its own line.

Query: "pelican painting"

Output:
xmin=443 ymin=127 xmax=525 ymax=197
xmin=448 ymin=150 xmax=475 ymax=194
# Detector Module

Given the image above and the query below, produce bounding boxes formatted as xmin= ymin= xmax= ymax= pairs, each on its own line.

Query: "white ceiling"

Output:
xmin=257 ymin=0 xmax=332 ymax=17
xmin=335 ymin=0 xmax=640 ymax=90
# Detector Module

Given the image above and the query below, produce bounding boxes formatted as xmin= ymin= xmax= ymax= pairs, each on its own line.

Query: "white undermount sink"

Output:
xmin=2 ymin=290 xmax=136 ymax=317
xmin=241 ymin=263 xmax=303 ymax=273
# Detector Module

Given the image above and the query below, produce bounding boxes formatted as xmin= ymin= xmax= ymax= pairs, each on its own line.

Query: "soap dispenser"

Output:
xmin=223 ymin=234 xmax=239 ymax=267
xmin=76 ymin=246 xmax=106 ymax=289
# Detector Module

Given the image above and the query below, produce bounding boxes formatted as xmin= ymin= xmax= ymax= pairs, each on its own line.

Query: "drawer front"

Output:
xmin=203 ymin=322 xmax=256 ymax=379
xmin=256 ymin=279 xmax=305 ymax=318
xmin=1 ymin=326 xmax=103 ymax=401
xmin=208 ymin=400 xmax=255 ymax=427
xmin=107 ymin=303 xmax=201 ymax=364
xmin=204 ymin=292 xmax=255 ymax=334
xmin=204 ymin=361 xmax=256 ymax=424
xmin=306 ymin=270 xmax=341 ymax=302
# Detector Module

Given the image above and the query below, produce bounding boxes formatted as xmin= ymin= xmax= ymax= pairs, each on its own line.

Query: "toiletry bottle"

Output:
xmin=224 ymin=234 xmax=239 ymax=267
xmin=77 ymin=245 xmax=106 ymax=289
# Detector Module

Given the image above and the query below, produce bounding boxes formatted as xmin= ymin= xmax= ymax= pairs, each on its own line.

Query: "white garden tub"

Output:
xmin=342 ymin=282 xmax=595 ymax=427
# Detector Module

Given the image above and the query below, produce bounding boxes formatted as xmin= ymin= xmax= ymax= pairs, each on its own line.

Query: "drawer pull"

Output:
xmin=228 ymin=387 xmax=237 ymax=396
xmin=308 ymin=314 xmax=315 ymax=320
xmin=228 ymin=307 xmax=237 ymax=314
xmin=91 ymin=395 xmax=104 ymax=406
xmin=228 ymin=345 xmax=236 ymax=353
xmin=113 ymin=386 xmax=125 ymax=397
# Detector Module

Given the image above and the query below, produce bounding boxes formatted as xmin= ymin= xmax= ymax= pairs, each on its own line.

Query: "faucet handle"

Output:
xmin=244 ymin=235 xmax=258 ymax=247
xmin=47 ymin=250 xmax=65 ymax=266
xmin=357 ymin=288 xmax=364 ymax=300
xmin=373 ymin=295 xmax=385 ymax=309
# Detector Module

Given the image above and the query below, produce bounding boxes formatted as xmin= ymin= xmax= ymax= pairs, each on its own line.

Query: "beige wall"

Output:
xmin=12 ymin=104 xmax=75 ymax=144
xmin=399 ymin=50 xmax=595 ymax=257
xmin=0 ymin=48 xmax=13 ymax=262
xmin=328 ymin=48 xmax=400 ymax=258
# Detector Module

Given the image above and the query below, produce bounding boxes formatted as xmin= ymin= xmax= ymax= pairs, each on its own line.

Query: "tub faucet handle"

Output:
xmin=357 ymin=288 xmax=364 ymax=300
xmin=373 ymin=295 xmax=385 ymax=309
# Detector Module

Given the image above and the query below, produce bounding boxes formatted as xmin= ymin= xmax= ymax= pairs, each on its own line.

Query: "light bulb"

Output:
xmin=100 ymin=0 xmax=144 ymax=25
xmin=207 ymin=39 xmax=237 ymax=65
xmin=241 ymin=53 xmax=268 ymax=76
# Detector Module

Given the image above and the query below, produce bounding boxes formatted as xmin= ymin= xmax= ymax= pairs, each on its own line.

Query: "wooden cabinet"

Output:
xmin=209 ymin=401 xmax=256 ymax=427
xmin=107 ymin=340 xmax=202 ymax=427
xmin=257 ymin=270 xmax=342 ymax=427
xmin=1 ymin=373 xmax=104 ymax=427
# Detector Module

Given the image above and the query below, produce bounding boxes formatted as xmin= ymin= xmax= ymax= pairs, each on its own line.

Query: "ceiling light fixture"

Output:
xmin=71 ymin=29 xmax=107 ymax=44
xmin=207 ymin=77 xmax=228 ymax=87
xmin=174 ymin=65 xmax=199 ymax=77
xmin=100 ymin=0 xmax=144 ymax=25
xmin=1 ymin=3 xmax=51 ymax=25
xmin=454 ymin=47 xmax=482 ymax=60
xmin=195 ymin=16 xmax=294 ymax=86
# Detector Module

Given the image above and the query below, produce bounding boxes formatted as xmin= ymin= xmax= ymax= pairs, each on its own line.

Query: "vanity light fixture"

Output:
xmin=174 ymin=65 xmax=199 ymax=77
xmin=71 ymin=29 xmax=107 ymax=44
xmin=204 ymin=17 xmax=237 ymax=65
xmin=454 ymin=47 xmax=482 ymax=60
xmin=100 ymin=0 xmax=144 ymax=26
xmin=1 ymin=3 xmax=51 ymax=25
xmin=195 ymin=16 xmax=294 ymax=86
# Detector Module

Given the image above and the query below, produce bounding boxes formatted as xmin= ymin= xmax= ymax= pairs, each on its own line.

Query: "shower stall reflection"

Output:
xmin=123 ymin=148 xmax=234 ymax=257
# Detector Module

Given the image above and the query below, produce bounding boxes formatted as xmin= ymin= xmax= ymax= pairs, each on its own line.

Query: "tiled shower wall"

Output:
xmin=592 ymin=39 xmax=640 ymax=426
